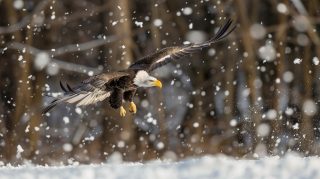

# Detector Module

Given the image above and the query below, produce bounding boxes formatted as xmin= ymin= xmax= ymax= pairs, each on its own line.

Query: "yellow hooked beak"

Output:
xmin=152 ymin=79 xmax=162 ymax=88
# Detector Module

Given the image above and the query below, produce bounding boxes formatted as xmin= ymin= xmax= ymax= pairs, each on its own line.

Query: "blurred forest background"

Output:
xmin=0 ymin=0 xmax=320 ymax=165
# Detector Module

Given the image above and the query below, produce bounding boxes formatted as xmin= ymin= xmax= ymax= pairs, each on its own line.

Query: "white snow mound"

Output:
xmin=0 ymin=153 xmax=319 ymax=179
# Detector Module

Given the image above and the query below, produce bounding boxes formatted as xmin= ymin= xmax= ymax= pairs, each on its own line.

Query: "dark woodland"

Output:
xmin=0 ymin=0 xmax=320 ymax=165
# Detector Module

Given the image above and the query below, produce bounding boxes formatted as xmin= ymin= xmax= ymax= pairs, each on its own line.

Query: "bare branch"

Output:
xmin=48 ymin=2 xmax=112 ymax=27
xmin=52 ymin=35 xmax=118 ymax=56
xmin=291 ymin=0 xmax=308 ymax=15
xmin=0 ymin=0 xmax=52 ymax=34
xmin=0 ymin=0 xmax=112 ymax=35
xmin=4 ymin=24 xmax=149 ymax=57
xmin=5 ymin=42 xmax=102 ymax=75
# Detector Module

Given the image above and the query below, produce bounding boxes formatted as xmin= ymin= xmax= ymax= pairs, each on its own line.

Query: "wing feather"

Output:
xmin=129 ymin=19 xmax=236 ymax=72
xmin=42 ymin=72 xmax=130 ymax=114
xmin=76 ymin=90 xmax=111 ymax=106
xmin=66 ymin=93 xmax=90 ymax=104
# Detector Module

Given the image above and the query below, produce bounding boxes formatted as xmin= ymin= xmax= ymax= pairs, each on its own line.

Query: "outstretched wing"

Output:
xmin=42 ymin=72 xmax=130 ymax=114
xmin=129 ymin=19 xmax=236 ymax=72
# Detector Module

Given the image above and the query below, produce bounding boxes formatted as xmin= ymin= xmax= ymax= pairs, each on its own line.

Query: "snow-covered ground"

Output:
xmin=0 ymin=153 xmax=319 ymax=179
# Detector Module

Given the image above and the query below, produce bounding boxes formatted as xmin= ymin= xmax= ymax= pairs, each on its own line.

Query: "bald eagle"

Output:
xmin=43 ymin=19 xmax=236 ymax=117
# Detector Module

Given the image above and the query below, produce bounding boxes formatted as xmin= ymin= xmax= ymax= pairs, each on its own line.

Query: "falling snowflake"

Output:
xmin=75 ymin=107 xmax=82 ymax=114
xmin=34 ymin=52 xmax=50 ymax=70
xmin=153 ymin=19 xmax=163 ymax=27
xmin=303 ymin=99 xmax=317 ymax=116
xmin=13 ymin=0 xmax=24 ymax=9
xmin=63 ymin=143 xmax=73 ymax=152
xmin=182 ymin=7 xmax=193 ymax=15
xmin=258 ymin=44 xmax=276 ymax=62
xmin=16 ymin=145 xmax=24 ymax=158
xmin=63 ymin=116 xmax=70 ymax=124
xmin=312 ymin=57 xmax=319 ymax=65
xmin=250 ymin=23 xmax=266 ymax=39
xmin=283 ymin=71 xmax=294 ymax=83
xmin=293 ymin=58 xmax=302 ymax=64
xmin=257 ymin=123 xmax=270 ymax=137
xmin=277 ymin=3 xmax=288 ymax=14
xmin=134 ymin=21 xmax=143 ymax=28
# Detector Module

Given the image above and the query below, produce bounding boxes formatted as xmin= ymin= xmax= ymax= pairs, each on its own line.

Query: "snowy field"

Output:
xmin=0 ymin=153 xmax=319 ymax=179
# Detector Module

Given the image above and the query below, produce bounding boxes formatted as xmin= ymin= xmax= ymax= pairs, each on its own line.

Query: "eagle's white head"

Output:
xmin=133 ymin=70 xmax=162 ymax=88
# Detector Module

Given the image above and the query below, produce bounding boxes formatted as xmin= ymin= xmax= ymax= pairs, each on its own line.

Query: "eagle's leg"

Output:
xmin=124 ymin=89 xmax=137 ymax=113
xmin=109 ymin=88 xmax=126 ymax=117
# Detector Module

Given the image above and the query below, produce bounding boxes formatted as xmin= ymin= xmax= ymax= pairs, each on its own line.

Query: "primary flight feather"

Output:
xmin=43 ymin=19 xmax=236 ymax=117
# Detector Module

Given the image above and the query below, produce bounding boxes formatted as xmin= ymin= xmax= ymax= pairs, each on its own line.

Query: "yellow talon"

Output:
xmin=120 ymin=106 xmax=126 ymax=117
xmin=129 ymin=102 xmax=137 ymax=113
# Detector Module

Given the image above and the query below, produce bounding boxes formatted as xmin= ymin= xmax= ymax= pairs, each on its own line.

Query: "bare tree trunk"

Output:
xmin=269 ymin=0 xmax=289 ymax=155
xmin=288 ymin=0 xmax=318 ymax=155
xmin=4 ymin=0 xmax=30 ymax=162
xmin=235 ymin=0 xmax=261 ymax=154
xmin=148 ymin=0 xmax=168 ymax=157
xmin=102 ymin=0 xmax=136 ymax=161
xmin=299 ymin=44 xmax=315 ymax=154
xmin=308 ymin=0 xmax=320 ymax=155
